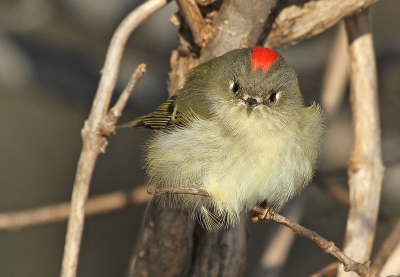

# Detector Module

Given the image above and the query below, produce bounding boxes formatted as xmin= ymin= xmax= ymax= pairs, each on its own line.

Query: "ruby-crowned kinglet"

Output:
xmin=125 ymin=46 xmax=324 ymax=231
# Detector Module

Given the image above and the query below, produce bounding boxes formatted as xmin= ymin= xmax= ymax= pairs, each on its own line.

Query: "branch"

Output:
xmin=0 ymin=187 xmax=151 ymax=231
xmin=264 ymin=0 xmax=379 ymax=49
xmin=149 ymin=187 xmax=382 ymax=277
xmin=176 ymin=0 xmax=211 ymax=47
xmin=200 ymin=0 xmax=278 ymax=62
xmin=60 ymin=1 xmax=168 ymax=276
xmin=337 ymin=8 xmax=384 ymax=277
xmin=100 ymin=64 xmax=146 ymax=143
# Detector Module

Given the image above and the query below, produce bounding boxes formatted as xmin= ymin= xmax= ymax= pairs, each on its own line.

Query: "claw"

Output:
xmin=252 ymin=206 xmax=275 ymax=222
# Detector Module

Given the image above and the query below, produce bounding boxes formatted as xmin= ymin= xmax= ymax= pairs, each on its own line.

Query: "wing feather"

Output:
xmin=121 ymin=95 xmax=186 ymax=129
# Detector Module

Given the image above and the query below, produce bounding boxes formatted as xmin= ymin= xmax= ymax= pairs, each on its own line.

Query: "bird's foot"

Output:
xmin=252 ymin=205 xmax=275 ymax=222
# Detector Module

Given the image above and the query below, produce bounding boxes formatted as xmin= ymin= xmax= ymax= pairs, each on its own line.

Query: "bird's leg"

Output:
xmin=252 ymin=201 xmax=275 ymax=222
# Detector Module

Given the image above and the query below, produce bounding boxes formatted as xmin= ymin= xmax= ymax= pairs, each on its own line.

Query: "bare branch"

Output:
xmin=264 ymin=0 xmax=379 ymax=49
xmin=0 ymin=187 xmax=151 ymax=231
xmin=100 ymin=64 xmax=146 ymax=140
xmin=252 ymin=207 xmax=380 ymax=277
xmin=149 ymin=187 xmax=381 ymax=277
xmin=60 ymin=1 xmax=168 ymax=276
xmin=337 ymin=8 xmax=385 ymax=277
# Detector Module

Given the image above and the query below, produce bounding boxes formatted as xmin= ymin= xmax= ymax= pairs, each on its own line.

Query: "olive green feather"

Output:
xmin=121 ymin=95 xmax=187 ymax=129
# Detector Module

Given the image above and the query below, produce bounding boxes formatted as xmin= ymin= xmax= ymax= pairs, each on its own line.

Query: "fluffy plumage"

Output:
xmin=127 ymin=47 xmax=324 ymax=231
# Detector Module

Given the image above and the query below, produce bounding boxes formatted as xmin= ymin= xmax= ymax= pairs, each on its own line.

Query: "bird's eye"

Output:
xmin=268 ymin=91 xmax=281 ymax=104
xmin=230 ymin=81 xmax=240 ymax=94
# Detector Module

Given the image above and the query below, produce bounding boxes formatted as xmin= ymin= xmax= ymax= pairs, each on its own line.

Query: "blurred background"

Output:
xmin=0 ymin=0 xmax=399 ymax=276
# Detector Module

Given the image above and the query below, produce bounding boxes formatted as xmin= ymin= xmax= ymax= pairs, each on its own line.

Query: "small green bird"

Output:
xmin=125 ymin=46 xmax=324 ymax=231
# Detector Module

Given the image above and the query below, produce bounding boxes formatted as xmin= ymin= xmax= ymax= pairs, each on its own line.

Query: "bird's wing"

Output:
xmin=121 ymin=95 xmax=186 ymax=130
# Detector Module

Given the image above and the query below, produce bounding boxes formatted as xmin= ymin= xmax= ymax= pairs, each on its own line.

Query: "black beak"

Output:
xmin=245 ymin=97 xmax=259 ymax=108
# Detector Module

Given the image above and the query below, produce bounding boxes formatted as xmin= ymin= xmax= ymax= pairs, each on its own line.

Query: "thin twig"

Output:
xmin=252 ymin=206 xmax=380 ymax=277
xmin=99 ymin=64 xmax=146 ymax=142
xmin=149 ymin=187 xmax=381 ymax=277
xmin=338 ymin=8 xmax=384 ymax=277
xmin=0 ymin=187 xmax=151 ymax=231
xmin=60 ymin=1 xmax=167 ymax=276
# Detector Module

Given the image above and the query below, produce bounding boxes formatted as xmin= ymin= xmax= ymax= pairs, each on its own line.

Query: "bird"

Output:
xmin=124 ymin=46 xmax=324 ymax=231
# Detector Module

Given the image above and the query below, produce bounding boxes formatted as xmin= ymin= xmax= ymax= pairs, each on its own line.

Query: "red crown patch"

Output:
xmin=251 ymin=46 xmax=279 ymax=72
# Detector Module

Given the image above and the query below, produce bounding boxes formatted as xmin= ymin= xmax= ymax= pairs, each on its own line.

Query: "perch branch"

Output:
xmin=149 ymin=187 xmax=381 ymax=277
xmin=337 ymin=8 xmax=384 ymax=277
xmin=60 ymin=1 xmax=167 ymax=276
xmin=0 ymin=187 xmax=151 ymax=231
xmin=264 ymin=0 xmax=379 ymax=49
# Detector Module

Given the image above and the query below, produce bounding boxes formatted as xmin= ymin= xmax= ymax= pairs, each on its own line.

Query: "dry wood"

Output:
xmin=149 ymin=187 xmax=382 ymax=277
xmin=200 ymin=0 xmax=277 ymax=62
xmin=0 ymin=187 xmax=150 ymax=231
xmin=176 ymin=0 xmax=211 ymax=47
xmin=264 ymin=0 xmax=379 ymax=49
xmin=337 ymin=8 xmax=385 ymax=277
xmin=59 ymin=1 xmax=167 ymax=276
